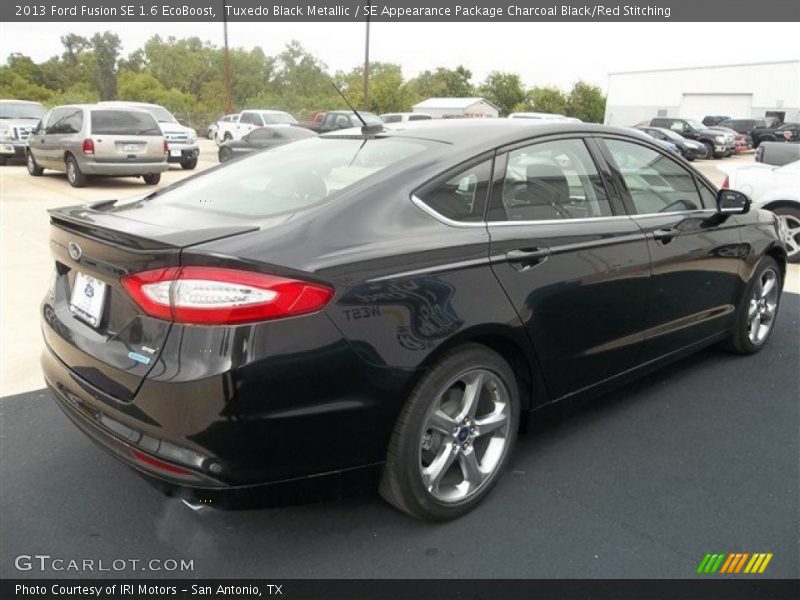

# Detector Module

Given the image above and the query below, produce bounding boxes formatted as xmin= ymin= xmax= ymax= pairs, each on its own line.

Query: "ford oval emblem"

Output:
xmin=68 ymin=242 xmax=82 ymax=261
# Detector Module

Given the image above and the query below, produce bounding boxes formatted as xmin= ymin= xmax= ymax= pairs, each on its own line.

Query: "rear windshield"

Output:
xmin=141 ymin=137 xmax=428 ymax=217
xmin=91 ymin=110 xmax=162 ymax=135
xmin=262 ymin=113 xmax=298 ymax=125
xmin=0 ymin=101 xmax=46 ymax=119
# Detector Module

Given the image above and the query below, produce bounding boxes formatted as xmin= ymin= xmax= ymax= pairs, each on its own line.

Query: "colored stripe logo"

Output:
xmin=697 ymin=553 xmax=773 ymax=574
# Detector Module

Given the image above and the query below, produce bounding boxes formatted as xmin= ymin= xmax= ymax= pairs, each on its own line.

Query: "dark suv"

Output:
xmin=649 ymin=118 xmax=735 ymax=158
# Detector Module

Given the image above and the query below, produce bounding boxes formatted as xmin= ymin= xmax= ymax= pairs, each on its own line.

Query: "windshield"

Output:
xmin=685 ymin=119 xmax=705 ymax=130
xmin=0 ymin=101 xmax=46 ymax=119
xmin=142 ymin=105 xmax=177 ymax=123
xmin=658 ymin=129 xmax=683 ymax=141
xmin=139 ymin=136 xmax=428 ymax=217
xmin=262 ymin=112 xmax=298 ymax=125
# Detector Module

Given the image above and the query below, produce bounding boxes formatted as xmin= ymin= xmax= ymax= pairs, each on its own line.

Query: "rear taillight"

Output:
xmin=163 ymin=139 xmax=169 ymax=155
xmin=721 ymin=176 xmax=729 ymax=189
xmin=121 ymin=267 xmax=334 ymax=325
xmin=81 ymin=139 xmax=94 ymax=155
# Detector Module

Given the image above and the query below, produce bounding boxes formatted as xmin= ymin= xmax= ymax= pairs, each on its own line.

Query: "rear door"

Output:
xmin=487 ymin=135 xmax=651 ymax=401
xmin=597 ymin=135 xmax=746 ymax=361
xmin=90 ymin=109 xmax=164 ymax=164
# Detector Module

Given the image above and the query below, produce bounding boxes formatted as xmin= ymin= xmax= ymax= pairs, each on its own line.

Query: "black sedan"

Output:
xmin=636 ymin=125 xmax=708 ymax=160
xmin=41 ymin=121 xmax=787 ymax=520
xmin=218 ymin=125 xmax=315 ymax=162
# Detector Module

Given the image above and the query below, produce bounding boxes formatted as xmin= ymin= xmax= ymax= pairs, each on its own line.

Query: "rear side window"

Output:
xmin=604 ymin=139 xmax=708 ymax=214
xmin=138 ymin=137 xmax=428 ymax=217
xmin=417 ymin=159 xmax=493 ymax=222
xmin=91 ymin=110 xmax=161 ymax=135
xmin=262 ymin=113 xmax=297 ymax=125
xmin=489 ymin=138 xmax=612 ymax=221
xmin=408 ymin=114 xmax=432 ymax=121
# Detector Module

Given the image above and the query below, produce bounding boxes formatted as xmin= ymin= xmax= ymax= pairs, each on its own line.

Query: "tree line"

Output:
xmin=0 ymin=32 xmax=607 ymax=128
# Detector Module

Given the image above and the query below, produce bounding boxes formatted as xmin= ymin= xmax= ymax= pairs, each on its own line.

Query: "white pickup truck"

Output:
xmin=215 ymin=109 xmax=298 ymax=144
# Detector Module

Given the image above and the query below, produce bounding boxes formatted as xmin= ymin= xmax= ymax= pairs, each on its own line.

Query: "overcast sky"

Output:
xmin=2 ymin=22 xmax=797 ymax=91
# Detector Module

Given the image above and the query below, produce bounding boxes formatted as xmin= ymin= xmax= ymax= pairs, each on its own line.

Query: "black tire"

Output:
xmin=180 ymin=157 xmax=197 ymax=170
xmin=380 ymin=344 xmax=520 ymax=520
xmin=219 ymin=148 xmax=233 ymax=163
xmin=702 ymin=141 xmax=715 ymax=160
xmin=0 ymin=155 xmax=7 ymax=166
xmin=223 ymin=132 xmax=232 ymax=141
xmin=26 ymin=151 xmax=44 ymax=176
xmin=722 ymin=256 xmax=782 ymax=355
xmin=772 ymin=206 xmax=800 ymax=263
xmin=65 ymin=155 xmax=87 ymax=187
xmin=142 ymin=173 xmax=161 ymax=185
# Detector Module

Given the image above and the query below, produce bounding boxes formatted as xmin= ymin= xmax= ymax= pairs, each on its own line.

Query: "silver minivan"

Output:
xmin=26 ymin=104 xmax=169 ymax=187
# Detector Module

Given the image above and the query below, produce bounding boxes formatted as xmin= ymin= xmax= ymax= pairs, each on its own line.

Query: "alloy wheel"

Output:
xmin=66 ymin=160 xmax=76 ymax=183
xmin=778 ymin=214 xmax=800 ymax=260
xmin=747 ymin=268 xmax=779 ymax=345
xmin=419 ymin=369 xmax=511 ymax=504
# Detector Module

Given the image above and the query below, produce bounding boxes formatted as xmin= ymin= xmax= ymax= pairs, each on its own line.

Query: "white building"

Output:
xmin=604 ymin=60 xmax=799 ymax=126
xmin=412 ymin=97 xmax=500 ymax=119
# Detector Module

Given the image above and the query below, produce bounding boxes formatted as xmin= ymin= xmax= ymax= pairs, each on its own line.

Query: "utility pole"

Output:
xmin=363 ymin=2 xmax=371 ymax=111
xmin=223 ymin=8 xmax=233 ymax=113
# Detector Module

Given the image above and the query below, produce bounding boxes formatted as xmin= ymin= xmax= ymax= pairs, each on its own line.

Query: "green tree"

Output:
xmin=0 ymin=68 xmax=53 ymax=102
xmin=525 ymin=86 xmax=568 ymax=115
xmin=90 ymin=32 xmax=121 ymax=100
xmin=479 ymin=71 xmax=526 ymax=116
xmin=407 ymin=65 xmax=473 ymax=99
xmin=566 ymin=81 xmax=606 ymax=123
xmin=336 ymin=62 xmax=415 ymax=114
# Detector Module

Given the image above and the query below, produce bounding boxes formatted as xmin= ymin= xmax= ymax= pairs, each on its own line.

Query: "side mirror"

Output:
xmin=716 ymin=189 xmax=751 ymax=215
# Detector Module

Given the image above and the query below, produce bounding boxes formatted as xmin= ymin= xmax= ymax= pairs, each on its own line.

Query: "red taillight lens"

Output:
xmin=121 ymin=267 xmax=334 ymax=325
xmin=163 ymin=139 xmax=169 ymax=155
xmin=81 ymin=138 xmax=94 ymax=154
xmin=721 ymin=176 xmax=729 ymax=189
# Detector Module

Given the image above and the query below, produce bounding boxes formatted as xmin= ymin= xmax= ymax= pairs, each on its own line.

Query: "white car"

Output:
xmin=379 ymin=112 xmax=432 ymax=123
xmin=215 ymin=109 xmax=297 ymax=144
xmin=207 ymin=113 xmax=239 ymax=139
xmin=721 ymin=160 xmax=800 ymax=261
xmin=508 ymin=112 xmax=582 ymax=122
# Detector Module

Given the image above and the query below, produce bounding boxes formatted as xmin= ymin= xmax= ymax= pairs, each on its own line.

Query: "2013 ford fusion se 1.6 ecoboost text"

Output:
xmin=41 ymin=120 xmax=787 ymax=520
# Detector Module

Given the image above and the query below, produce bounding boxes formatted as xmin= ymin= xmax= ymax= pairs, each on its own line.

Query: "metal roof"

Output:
xmin=412 ymin=97 xmax=500 ymax=111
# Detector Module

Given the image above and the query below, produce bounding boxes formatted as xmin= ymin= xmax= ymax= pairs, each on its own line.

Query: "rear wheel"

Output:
xmin=380 ymin=344 xmax=520 ymax=520
xmin=180 ymin=157 xmax=197 ymax=170
xmin=65 ymin=155 xmax=87 ymax=187
xmin=223 ymin=132 xmax=232 ymax=142
xmin=26 ymin=151 xmax=44 ymax=176
xmin=773 ymin=206 xmax=800 ymax=263
xmin=723 ymin=256 xmax=782 ymax=354
xmin=142 ymin=173 xmax=161 ymax=185
xmin=219 ymin=148 xmax=233 ymax=163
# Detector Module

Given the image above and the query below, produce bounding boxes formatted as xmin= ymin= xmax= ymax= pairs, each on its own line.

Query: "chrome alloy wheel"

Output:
xmin=778 ymin=214 xmax=800 ymax=260
xmin=66 ymin=160 xmax=76 ymax=184
xmin=747 ymin=267 xmax=779 ymax=345
xmin=419 ymin=369 xmax=511 ymax=503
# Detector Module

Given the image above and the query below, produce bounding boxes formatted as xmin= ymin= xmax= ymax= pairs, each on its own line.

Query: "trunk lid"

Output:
xmin=42 ymin=201 xmax=258 ymax=401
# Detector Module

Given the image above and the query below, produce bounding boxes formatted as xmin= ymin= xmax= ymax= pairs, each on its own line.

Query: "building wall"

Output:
xmin=413 ymin=101 xmax=499 ymax=119
xmin=604 ymin=61 xmax=799 ymax=126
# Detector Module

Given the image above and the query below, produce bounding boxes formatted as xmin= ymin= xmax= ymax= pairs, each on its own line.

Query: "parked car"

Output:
xmin=508 ymin=112 xmax=581 ymax=122
xmin=717 ymin=118 xmax=769 ymax=142
xmin=207 ymin=113 xmax=239 ymax=139
xmin=99 ymin=101 xmax=199 ymax=170
xmin=649 ymin=117 xmax=735 ymax=158
xmin=308 ymin=110 xmax=383 ymax=133
xmin=217 ymin=125 xmax=315 ymax=162
xmin=748 ymin=121 xmax=798 ymax=148
xmin=380 ymin=112 xmax=433 ymax=123
xmin=26 ymin=104 xmax=168 ymax=187
xmin=635 ymin=126 xmax=707 ymax=160
xmin=755 ymin=141 xmax=800 ymax=166
xmin=702 ymin=115 xmax=730 ymax=127
xmin=0 ymin=99 xmax=46 ymax=165
xmin=708 ymin=126 xmax=750 ymax=153
xmin=216 ymin=110 xmax=298 ymax=143
xmin=720 ymin=160 xmax=800 ymax=261
xmin=41 ymin=121 xmax=786 ymax=520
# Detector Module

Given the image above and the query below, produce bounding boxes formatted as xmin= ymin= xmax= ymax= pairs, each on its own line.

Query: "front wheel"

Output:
xmin=142 ymin=173 xmax=161 ymax=185
xmin=773 ymin=206 xmax=800 ymax=263
xmin=380 ymin=344 xmax=520 ymax=520
xmin=723 ymin=256 xmax=782 ymax=354
xmin=702 ymin=141 xmax=715 ymax=160
xmin=26 ymin=151 xmax=43 ymax=176
xmin=65 ymin=155 xmax=87 ymax=187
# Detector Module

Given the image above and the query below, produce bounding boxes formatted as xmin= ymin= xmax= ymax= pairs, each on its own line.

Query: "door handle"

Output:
xmin=505 ymin=247 xmax=551 ymax=268
xmin=652 ymin=228 xmax=680 ymax=243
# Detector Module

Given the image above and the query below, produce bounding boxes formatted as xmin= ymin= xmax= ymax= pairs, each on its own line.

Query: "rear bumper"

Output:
xmin=166 ymin=143 xmax=199 ymax=163
xmin=80 ymin=160 xmax=169 ymax=176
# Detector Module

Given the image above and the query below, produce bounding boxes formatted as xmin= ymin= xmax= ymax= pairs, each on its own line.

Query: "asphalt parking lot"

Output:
xmin=1 ymin=145 xmax=798 ymax=580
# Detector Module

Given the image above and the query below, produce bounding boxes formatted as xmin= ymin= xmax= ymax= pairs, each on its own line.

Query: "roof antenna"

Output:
xmin=330 ymin=82 xmax=383 ymax=135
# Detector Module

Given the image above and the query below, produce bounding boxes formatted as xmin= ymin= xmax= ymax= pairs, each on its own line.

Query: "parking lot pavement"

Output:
xmin=1 ymin=149 xmax=798 ymax=396
xmin=0 ymin=294 xmax=797 ymax=579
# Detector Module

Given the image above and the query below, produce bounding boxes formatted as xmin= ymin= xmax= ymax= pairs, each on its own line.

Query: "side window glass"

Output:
xmin=669 ymin=122 xmax=684 ymax=132
xmin=417 ymin=159 xmax=492 ymax=222
xmin=488 ymin=138 xmax=612 ymax=222
xmin=64 ymin=109 xmax=83 ymax=133
xmin=604 ymin=139 xmax=705 ymax=214
xmin=696 ymin=181 xmax=716 ymax=209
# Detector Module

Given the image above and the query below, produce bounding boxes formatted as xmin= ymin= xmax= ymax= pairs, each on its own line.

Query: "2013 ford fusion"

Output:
xmin=41 ymin=120 xmax=786 ymax=519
